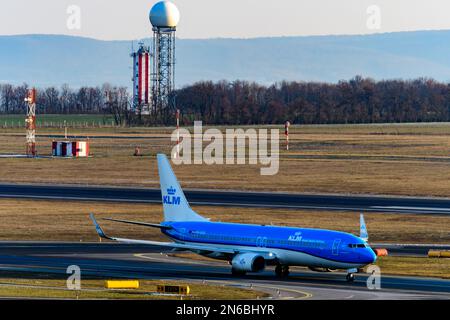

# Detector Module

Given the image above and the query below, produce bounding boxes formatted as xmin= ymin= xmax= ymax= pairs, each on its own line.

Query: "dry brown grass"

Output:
xmin=0 ymin=123 xmax=449 ymax=197
xmin=374 ymin=256 xmax=450 ymax=279
xmin=0 ymin=273 xmax=267 ymax=299
xmin=0 ymin=199 xmax=448 ymax=244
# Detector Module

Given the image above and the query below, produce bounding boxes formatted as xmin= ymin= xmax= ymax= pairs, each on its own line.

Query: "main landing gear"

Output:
xmin=231 ymin=268 xmax=246 ymax=276
xmin=275 ymin=265 xmax=290 ymax=278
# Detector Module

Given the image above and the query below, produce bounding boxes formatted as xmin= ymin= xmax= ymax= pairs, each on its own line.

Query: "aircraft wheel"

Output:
xmin=275 ymin=265 xmax=282 ymax=277
xmin=275 ymin=265 xmax=289 ymax=278
xmin=346 ymin=273 xmax=355 ymax=282
xmin=231 ymin=268 xmax=246 ymax=276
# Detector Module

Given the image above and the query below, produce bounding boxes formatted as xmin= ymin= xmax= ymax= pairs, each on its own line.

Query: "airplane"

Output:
xmin=90 ymin=153 xmax=377 ymax=282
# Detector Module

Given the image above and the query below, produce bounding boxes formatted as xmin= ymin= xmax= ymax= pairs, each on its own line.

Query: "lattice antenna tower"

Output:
xmin=149 ymin=1 xmax=180 ymax=118
xmin=25 ymin=88 xmax=37 ymax=157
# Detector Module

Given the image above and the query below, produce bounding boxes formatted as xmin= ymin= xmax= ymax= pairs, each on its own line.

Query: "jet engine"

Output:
xmin=231 ymin=253 xmax=265 ymax=272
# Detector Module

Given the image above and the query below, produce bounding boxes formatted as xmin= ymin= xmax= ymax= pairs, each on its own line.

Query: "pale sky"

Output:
xmin=1 ymin=0 xmax=450 ymax=40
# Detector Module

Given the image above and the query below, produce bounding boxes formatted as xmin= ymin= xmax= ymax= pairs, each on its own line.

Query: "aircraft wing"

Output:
xmin=90 ymin=214 xmax=276 ymax=260
xmin=103 ymin=217 xmax=172 ymax=230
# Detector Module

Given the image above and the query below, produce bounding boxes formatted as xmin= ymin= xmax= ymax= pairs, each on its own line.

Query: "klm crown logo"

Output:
xmin=167 ymin=186 xmax=176 ymax=195
xmin=163 ymin=186 xmax=180 ymax=205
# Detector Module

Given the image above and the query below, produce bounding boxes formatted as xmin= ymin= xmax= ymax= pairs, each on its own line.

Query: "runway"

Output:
xmin=0 ymin=242 xmax=448 ymax=300
xmin=1 ymin=183 xmax=450 ymax=215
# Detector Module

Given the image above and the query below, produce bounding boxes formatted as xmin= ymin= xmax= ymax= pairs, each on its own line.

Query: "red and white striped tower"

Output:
xmin=175 ymin=109 xmax=180 ymax=159
xmin=25 ymin=88 xmax=37 ymax=157
xmin=285 ymin=121 xmax=290 ymax=151
xmin=131 ymin=42 xmax=151 ymax=114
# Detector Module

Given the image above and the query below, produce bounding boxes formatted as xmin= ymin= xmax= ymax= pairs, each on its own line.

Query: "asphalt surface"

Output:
xmin=0 ymin=242 xmax=448 ymax=300
xmin=371 ymin=243 xmax=450 ymax=256
xmin=1 ymin=183 xmax=450 ymax=215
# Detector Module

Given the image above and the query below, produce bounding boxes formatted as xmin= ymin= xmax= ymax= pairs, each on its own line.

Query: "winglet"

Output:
xmin=360 ymin=213 xmax=369 ymax=242
xmin=90 ymin=213 xmax=111 ymax=240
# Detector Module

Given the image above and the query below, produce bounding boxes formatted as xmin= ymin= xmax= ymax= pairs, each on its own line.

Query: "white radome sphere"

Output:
xmin=149 ymin=1 xmax=180 ymax=28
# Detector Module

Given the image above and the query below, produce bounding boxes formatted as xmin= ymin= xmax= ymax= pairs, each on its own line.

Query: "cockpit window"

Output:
xmin=348 ymin=244 xmax=366 ymax=248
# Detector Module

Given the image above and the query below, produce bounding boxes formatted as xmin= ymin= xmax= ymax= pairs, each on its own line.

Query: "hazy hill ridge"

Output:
xmin=1 ymin=31 xmax=450 ymax=88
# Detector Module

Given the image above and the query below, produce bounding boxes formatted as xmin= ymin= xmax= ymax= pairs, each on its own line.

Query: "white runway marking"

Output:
xmin=372 ymin=206 xmax=450 ymax=212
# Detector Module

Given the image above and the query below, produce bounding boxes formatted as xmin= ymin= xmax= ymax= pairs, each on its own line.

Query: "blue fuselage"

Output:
xmin=161 ymin=221 xmax=376 ymax=268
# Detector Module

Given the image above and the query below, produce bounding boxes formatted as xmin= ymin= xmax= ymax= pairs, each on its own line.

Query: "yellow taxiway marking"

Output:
xmin=134 ymin=253 xmax=313 ymax=299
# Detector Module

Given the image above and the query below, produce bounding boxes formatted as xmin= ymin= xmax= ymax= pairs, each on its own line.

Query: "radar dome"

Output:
xmin=149 ymin=1 xmax=180 ymax=28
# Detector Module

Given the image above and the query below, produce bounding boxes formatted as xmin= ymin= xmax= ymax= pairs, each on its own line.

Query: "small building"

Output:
xmin=52 ymin=141 xmax=89 ymax=157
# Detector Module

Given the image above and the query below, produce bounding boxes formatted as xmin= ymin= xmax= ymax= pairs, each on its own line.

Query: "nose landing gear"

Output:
xmin=346 ymin=268 xmax=358 ymax=282
xmin=275 ymin=265 xmax=290 ymax=278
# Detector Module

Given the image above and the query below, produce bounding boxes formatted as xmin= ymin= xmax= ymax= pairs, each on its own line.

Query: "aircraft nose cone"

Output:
xmin=366 ymin=248 xmax=377 ymax=264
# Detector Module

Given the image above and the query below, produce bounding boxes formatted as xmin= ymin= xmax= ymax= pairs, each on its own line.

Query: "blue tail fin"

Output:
xmin=360 ymin=213 xmax=369 ymax=242
xmin=157 ymin=154 xmax=207 ymax=222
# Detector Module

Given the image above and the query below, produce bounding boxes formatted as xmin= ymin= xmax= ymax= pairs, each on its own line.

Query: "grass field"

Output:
xmin=1 ymin=122 xmax=449 ymax=197
xmin=0 ymin=199 xmax=448 ymax=244
xmin=374 ymin=256 xmax=450 ymax=279
xmin=0 ymin=272 xmax=266 ymax=299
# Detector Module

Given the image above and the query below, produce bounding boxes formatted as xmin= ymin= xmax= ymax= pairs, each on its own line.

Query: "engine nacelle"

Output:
xmin=231 ymin=253 xmax=265 ymax=272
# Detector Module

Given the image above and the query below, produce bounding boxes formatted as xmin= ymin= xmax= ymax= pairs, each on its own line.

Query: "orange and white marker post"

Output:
xmin=285 ymin=121 xmax=290 ymax=151
xmin=175 ymin=109 xmax=180 ymax=159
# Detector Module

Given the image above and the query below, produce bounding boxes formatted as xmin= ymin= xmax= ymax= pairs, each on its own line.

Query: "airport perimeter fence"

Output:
xmin=1 ymin=120 xmax=118 ymax=129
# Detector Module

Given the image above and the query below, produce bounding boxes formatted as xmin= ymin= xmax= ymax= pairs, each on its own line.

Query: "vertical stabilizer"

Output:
xmin=157 ymin=154 xmax=207 ymax=222
xmin=360 ymin=213 xmax=369 ymax=242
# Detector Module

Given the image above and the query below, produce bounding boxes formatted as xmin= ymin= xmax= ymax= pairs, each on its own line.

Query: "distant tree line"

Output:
xmin=0 ymin=83 xmax=105 ymax=114
xmin=1 ymin=77 xmax=450 ymax=125
xmin=0 ymin=83 xmax=130 ymax=125
xmin=176 ymin=77 xmax=450 ymax=125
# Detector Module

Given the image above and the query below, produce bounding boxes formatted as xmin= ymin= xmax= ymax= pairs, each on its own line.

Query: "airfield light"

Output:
xmin=285 ymin=121 xmax=290 ymax=151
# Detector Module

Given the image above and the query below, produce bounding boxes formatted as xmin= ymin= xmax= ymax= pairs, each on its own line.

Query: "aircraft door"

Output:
xmin=332 ymin=239 xmax=341 ymax=255
xmin=256 ymin=237 xmax=268 ymax=247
